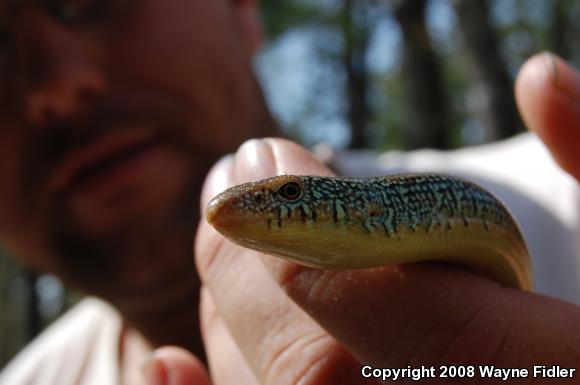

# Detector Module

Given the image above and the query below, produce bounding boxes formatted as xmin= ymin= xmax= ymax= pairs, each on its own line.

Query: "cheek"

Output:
xmin=0 ymin=132 xmax=28 ymax=230
xmin=0 ymin=131 xmax=57 ymax=270
xmin=107 ymin=0 xmax=258 ymax=152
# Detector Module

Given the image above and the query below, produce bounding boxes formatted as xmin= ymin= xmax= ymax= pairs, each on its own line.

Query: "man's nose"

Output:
xmin=13 ymin=9 xmax=107 ymax=127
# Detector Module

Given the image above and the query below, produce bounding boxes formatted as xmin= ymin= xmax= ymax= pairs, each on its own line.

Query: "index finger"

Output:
xmin=196 ymin=138 xmax=369 ymax=385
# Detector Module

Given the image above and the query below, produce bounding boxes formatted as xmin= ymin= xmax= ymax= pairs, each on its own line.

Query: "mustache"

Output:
xmin=21 ymin=94 xmax=191 ymax=200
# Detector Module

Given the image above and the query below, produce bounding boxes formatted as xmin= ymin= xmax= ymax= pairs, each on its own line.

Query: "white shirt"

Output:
xmin=0 ymin=298 xmax=122 ymax=385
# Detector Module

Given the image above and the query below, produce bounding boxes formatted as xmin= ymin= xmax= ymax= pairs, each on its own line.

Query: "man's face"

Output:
xmin=0 ymin=0 xmax=267 ymax=297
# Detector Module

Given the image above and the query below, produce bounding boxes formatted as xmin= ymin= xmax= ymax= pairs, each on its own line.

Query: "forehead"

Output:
xmin=0 ymin=0 xmax=30 ymax=12
xmin=0 ymin=0 xmax=37 ymax=21
xmin=0 ymin=0 xmax=99 ymax=18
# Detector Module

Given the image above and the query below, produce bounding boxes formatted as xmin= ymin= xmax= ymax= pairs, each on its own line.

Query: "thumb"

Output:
xmin=143 ymin=346 xmax=211 ymax=385
xmin=515 ymin=52 xmax=580 ymax=180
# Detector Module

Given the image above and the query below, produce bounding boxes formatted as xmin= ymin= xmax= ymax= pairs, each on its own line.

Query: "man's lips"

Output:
xmin=47 ymin=129 xmax=164 ymax=199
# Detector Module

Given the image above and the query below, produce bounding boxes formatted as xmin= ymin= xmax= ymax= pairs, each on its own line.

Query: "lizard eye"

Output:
xmin=278 ymin=182 xmax=302 ymax=201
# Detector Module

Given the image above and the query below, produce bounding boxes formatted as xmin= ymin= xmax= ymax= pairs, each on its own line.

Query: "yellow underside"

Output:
xmin=225 ymin=218 xmax=533 ymax=291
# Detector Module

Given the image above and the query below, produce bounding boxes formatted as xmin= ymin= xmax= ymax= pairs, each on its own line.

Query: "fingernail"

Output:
xmin=233 ymin=139 xmax=277 ymax=182
xmin=200 ymin=154 xmax=235 ymax=210
xmin=143 ymin=354 xmax=167 ymax=385
xmin=543 ymin=51 xmax=580 ymax=100
xmin=543 ymin=51 xmax=559 ymax=82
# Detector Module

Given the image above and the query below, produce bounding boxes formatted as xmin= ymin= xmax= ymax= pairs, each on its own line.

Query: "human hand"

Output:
xmin=193 ymin=138 xmax=580 ymax=384
xmin=516 ymin=52 xmax=580 ymax=181
xmin=140 ymin=52 xmax=580 ymax=385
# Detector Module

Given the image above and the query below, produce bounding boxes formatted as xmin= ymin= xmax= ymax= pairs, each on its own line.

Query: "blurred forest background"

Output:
xmin=1 ymin=0 xmax=579 ymax=369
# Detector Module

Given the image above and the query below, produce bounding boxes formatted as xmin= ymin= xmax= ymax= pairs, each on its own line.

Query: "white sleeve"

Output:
xmin=0 ymin=298 xmax=122 ymax=385
xmin=330 ymin=133 xmax=580 ymax=304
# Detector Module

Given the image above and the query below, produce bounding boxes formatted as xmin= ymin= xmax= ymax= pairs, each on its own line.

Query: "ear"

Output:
xmin=232 ymin=0 xmax=263 ymax=55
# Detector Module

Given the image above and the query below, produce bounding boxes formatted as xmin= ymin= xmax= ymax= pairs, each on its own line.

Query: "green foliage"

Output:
xmin=260 ymin=1 xmax=331 ymax=40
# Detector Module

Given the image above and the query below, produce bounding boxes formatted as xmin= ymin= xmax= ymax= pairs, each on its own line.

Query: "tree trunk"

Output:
xmin=393 ymin=0 xmax=450 ymax=149
xmin=452 ymin=0 xmax=520 ymax=141
xmin=550 ymin=0 xmax=572 ymax=60
xmin=343 ymin=0 xmax=370 ymax=149
xmin=25 ymin=271 xmax=41 ymax=340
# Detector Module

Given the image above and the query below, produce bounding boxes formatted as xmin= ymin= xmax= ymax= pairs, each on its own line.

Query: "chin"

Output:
xmin=49 ymin=168 xmax=201 ymax=297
